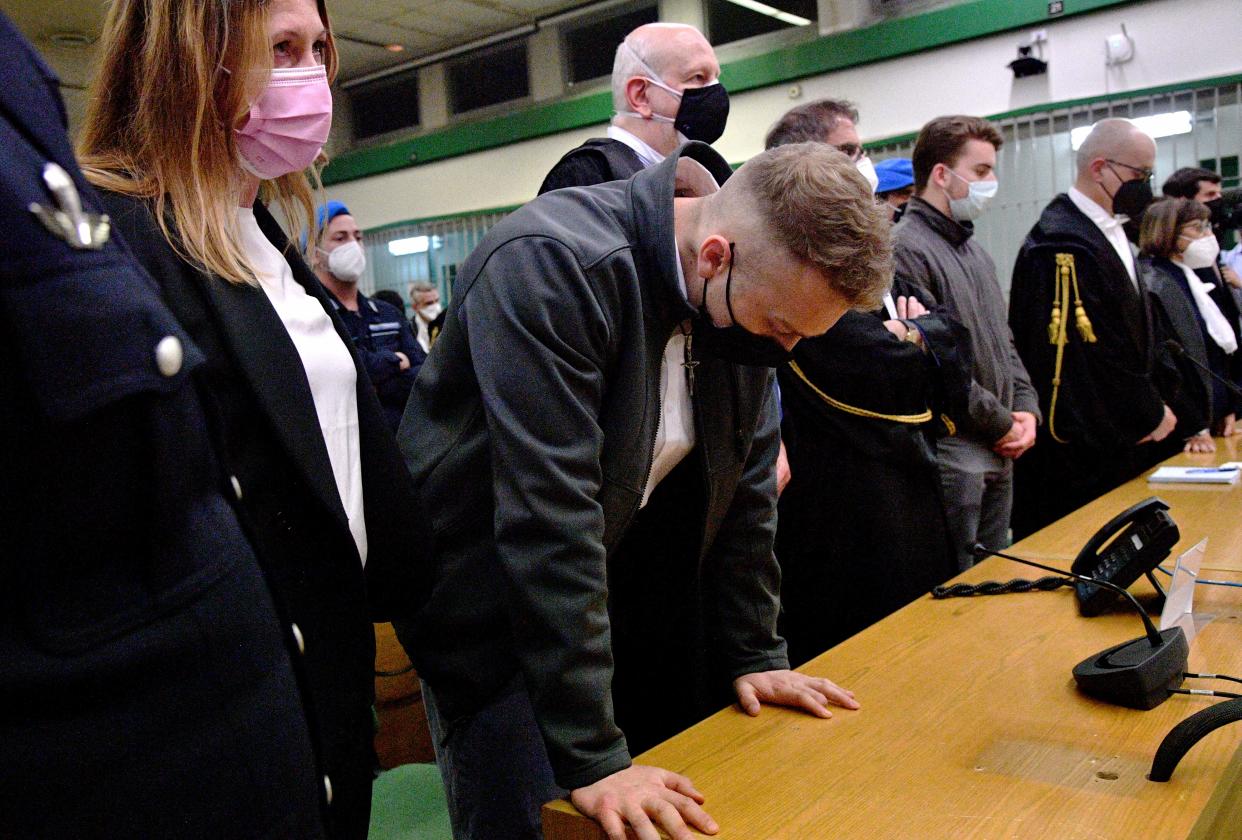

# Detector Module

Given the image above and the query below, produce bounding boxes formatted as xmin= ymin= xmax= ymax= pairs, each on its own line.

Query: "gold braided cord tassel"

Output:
xmin=1074 ymin=303 xmax=1097 ymax=343
xmin=1061 ymin=252 xmax=1097 ymax=344
xmin=1049 ymin=254 xmax=1068 ymax=344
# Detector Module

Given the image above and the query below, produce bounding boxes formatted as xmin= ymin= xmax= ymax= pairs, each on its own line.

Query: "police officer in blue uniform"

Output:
xmin=0 ymin=11 xmax=325 ymax=837
xmin=309 ymin=201 xmax=426 ymax=431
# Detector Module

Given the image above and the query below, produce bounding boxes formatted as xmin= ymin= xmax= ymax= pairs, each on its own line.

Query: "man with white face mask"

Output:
xmin=408 ymin=280 xmax=443 ymax=352
xmin=312 ymin=200 xmax=424 ymax=430
xmin=893 ymin=115 xmax=1041 ymax=572
xmin=538 ymin=22 xmax=724 ymax=194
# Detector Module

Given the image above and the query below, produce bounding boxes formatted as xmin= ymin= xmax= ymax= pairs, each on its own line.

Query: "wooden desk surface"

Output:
xmin=544 ymin=441 xmax=1242 ymax=839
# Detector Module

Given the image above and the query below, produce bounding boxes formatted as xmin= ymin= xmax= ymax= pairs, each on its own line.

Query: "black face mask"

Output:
xmin=1203 ymin=197 xmax=1237 ymax=242
xmin=673 ymin=83 xmax=730 ymax=145
xmin=1205 ymin=197 xmax=1227 ymax=227
xmin=691 ymin=243 xmax=793 ymax=368
xmin=1105 ymin=166 xmax=1155 ymax=225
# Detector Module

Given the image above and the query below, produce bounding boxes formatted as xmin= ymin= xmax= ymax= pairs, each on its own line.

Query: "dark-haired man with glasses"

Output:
xmin=1009 ymin=118 xmax=1178 ymax=538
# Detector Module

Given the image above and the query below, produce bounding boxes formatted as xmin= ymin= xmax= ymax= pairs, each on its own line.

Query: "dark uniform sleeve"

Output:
xmin=0 ymin=15 xmax=324 ymax=832
xmin=368 ymin=299 xmax=424 ymax=404
xmin=463 ymin=236 xmax=631 ymax=790
xmin=353 ymin=324 xmax=405 ymax=387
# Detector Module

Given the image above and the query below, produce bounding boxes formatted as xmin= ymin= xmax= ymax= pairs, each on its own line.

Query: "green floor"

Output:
xmin=368 ymin=763 xmax=452 ymax=840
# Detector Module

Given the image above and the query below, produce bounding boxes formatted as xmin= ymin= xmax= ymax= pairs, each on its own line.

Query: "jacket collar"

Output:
xmin=325 ymin=288 xmax=377 ymax=314
xmin=194 ymin=201 xmax=357 ymax=532
xmin=905 ymin=196 xmax=974 ymax=247
xmin=626 ymin=142 xmax=734 ymax=325
xmin=1034 ymin=194 xmax=1134 ymax=283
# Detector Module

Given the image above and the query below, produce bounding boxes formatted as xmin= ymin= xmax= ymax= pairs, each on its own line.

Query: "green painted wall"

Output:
xmin=326 ymin=0 xmax=1137 ymax=186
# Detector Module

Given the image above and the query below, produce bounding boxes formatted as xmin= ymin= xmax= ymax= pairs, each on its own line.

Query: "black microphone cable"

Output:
xmin=932 ymin=544 xmax=1070 ymax=599
xmin=1169 ymin=688 xmax=1242 ymax=700
xmin=1184 ymin=671 xmax=1242 ymax=686
xmin=1167 ymin=672 xmax=1242 ymax=700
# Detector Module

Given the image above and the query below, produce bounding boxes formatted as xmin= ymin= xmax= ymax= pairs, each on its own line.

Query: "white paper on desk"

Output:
xmin=1160 ymin=538 xmax=1209 ymax=644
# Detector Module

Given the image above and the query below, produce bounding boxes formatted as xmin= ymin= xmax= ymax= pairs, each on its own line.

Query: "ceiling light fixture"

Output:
xmin=721 ymin=0 xmax=812 ymax=26
xmin=385 ymin=44 xmax=405 ymax=52
xmin=388 ymin=236 xmax=430 ymax=256
xmin=1070 ymin=111 xmax=1193 ymax=150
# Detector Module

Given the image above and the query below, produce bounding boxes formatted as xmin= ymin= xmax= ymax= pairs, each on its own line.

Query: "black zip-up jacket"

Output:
xmin=394 ymin=143 xmax=788 ymax=789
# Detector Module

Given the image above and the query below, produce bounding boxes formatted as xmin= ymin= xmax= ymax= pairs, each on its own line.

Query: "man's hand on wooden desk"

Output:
xmin=733 ymin=670 xmax=860 ymax=718
xmin=570 ymin=764 xmax=718 ymax=840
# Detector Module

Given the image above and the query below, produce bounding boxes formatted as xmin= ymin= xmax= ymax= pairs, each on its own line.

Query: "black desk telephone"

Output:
xmin=933 ymin=496 xmax=1181 ymax=611
xmin=1071 ymin=497 xmax=1181 ymax=616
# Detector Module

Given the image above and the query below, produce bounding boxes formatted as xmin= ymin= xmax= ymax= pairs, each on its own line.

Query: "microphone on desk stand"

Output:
xmin=1163 ymin=339 xmax=1242 ymax=400
xmin=972 ymin=544 xmax=1189 ymax=711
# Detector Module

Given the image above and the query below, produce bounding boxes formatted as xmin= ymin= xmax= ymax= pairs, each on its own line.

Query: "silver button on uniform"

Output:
xmin=323 ymin=775 xmax=333 ymax=805
xmin=229 ymin=475 xmax=243 ymax=502
xmin=291 ymin=623 xmax=305 ymax=655
xmin=154 ymin=335 xmax=183 ymax=378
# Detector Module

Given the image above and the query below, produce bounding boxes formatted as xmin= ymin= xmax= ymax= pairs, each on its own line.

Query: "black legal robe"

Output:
xmin=538 ymin=138 xmax=645 ymax=195
xmin=775 ymin=279 xmax=968 ymax=667
xmin=1008 ymin=194 xmax=1176 ymax=539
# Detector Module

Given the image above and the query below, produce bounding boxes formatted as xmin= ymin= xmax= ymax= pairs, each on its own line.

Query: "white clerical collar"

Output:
xmin=607 ymin=125 xmax=666 ymax=169
xmin=1069 ymin=186 xmax=1128 ymax=229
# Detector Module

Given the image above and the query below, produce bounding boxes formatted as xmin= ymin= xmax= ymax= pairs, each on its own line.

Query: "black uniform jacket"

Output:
xmin=395 ymin=143 xmax=788 ymax=790
xmin=0 ymin=12 xmax=323 ymax=837
xmin=538 ymin=137 xmax=646 ymax=195
xmin=99 ymin=190 xmax=430 ymax=834
xmin=775 ymin=278 xmax=969 ymax=666
xmin=1008 ymin=194 xmax=1173 ymax=537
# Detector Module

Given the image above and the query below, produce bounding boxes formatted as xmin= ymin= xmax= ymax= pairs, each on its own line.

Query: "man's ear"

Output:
xmin=625 ymin=76 xmax=653 ymax=117
xmin=695 ymin=235 xmax=731 ymax=281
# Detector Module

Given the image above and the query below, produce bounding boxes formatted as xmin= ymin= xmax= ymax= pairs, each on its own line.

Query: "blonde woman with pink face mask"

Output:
xmin=79 ymin=2 xmax=427 ymax=836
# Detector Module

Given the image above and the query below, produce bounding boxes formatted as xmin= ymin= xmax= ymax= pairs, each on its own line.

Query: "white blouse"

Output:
xmin=237 ymin=207 xmax=368 ymax=565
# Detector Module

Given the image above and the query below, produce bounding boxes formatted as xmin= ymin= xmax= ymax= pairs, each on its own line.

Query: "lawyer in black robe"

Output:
xmin=1009 ymin=194 xmax=1174 ymax=539
xmin=775 ymin=278 xmax=969 ymax=667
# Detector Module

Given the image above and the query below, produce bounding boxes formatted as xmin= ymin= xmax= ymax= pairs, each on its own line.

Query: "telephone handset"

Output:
xmin=1071 ymin=496 xmax=1180 ymax=617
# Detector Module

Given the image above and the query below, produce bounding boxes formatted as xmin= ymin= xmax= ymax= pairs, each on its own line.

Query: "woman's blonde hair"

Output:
xmin=78 ymin=0 xmax=338 ymax=285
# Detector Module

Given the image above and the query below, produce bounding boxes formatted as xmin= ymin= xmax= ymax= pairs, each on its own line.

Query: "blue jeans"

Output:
xmin=421 ymin=675 xmax=566 ymax=839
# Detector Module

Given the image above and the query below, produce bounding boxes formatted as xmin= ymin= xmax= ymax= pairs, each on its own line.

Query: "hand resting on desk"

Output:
xmin=734 ymin=669 xmax=860 ymax=718
xmin=571 ymin=764 xmax=718 ymax=840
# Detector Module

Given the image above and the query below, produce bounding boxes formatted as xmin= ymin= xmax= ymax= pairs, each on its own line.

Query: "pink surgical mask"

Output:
xmin=235 ymin=64 xmax=333 ymax=180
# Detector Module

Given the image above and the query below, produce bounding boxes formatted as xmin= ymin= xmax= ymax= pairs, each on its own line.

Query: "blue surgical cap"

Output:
xmin=875 ymin=158 xmax=914 ymax=194
xmin=303 ymin=200 xmax=353 ymax=250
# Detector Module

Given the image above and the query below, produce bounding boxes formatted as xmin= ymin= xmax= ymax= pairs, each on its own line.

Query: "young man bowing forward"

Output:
xmin=395 ymin=141 xmax=891 ymax=840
